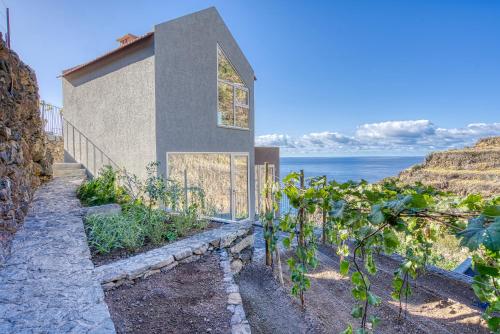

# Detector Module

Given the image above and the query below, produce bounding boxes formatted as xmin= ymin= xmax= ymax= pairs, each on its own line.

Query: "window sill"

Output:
xmin=217 ymin=124 xmax=251 ymax=131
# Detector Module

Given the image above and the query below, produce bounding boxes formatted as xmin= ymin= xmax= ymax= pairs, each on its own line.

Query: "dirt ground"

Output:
xmin=91 ymin=222 xmax=220 ymax=266
xmin=105 ymin=254 xmax=231 ymax=334
xmin=239 ymin=244 xmax=488 ymax=334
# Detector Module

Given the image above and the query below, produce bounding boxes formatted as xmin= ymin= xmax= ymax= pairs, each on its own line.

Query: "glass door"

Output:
xmin=232 ymin=154 xmax=249 ymax=220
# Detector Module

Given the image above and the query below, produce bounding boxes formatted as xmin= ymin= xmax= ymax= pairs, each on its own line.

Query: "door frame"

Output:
xmin=165 ymin=152 xmax=251 ymax=221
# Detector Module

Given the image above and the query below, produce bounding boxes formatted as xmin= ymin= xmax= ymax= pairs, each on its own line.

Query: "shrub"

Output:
xmin=125 ymin=204 xmax=170 ymax=245
xmin=172 ymin=204 xmax=208 ymax=237
xmin=77 ymin=166 xmax=129 ymax=206
xmin=85 ymin=213 xmax=144 ymax=254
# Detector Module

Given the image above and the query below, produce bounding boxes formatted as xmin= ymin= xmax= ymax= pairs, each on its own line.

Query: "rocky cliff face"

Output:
xmin=0 ymin=39 xmax=52 ymax=264
xmin=398 ymin=137 xmax=500 ymax=197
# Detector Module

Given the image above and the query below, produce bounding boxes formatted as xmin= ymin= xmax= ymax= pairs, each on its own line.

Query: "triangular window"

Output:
xmin=217 ymin=45 xmax=249 ymax=129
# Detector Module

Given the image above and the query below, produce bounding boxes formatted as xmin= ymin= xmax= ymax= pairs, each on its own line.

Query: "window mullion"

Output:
xmin=232 ymin=85 xmax=236 ymax=126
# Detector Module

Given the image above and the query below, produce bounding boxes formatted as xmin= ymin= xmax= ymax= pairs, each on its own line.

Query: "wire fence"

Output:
xmin=40 ymin=100 xmax=63 ymax=137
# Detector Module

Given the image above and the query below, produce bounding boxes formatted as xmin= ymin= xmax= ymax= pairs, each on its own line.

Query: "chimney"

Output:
xmin=116 ymin=33 xmax=138 ymax=46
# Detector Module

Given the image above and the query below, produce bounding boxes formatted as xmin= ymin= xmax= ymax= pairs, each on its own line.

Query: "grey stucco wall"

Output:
xmin=62 ymin=40 xmax=156 ymax=178
xmin=154 ymin=7 xmax=256 ymax=219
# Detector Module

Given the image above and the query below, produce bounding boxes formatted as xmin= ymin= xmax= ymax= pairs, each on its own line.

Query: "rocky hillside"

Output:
xmin=0 ymin=38 xmax=52 ymax=265
xmin=398 ymin=137 xmax=500 ymax=197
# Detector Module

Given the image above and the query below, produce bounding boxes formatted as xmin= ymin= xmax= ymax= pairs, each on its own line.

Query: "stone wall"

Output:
xmin=93 ymin=221 xmax=254 ymax=290
xmin=46 ymin=134 xmax=64 ymax=163
xmin=0 ymin=39 xmax=52 ymax=265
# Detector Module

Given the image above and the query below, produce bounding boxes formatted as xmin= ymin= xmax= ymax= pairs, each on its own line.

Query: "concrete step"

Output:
xmin=53 ymin=169 xmax=87 ymax=177
xmin=53 ymin=163 xmax=84 ymax=170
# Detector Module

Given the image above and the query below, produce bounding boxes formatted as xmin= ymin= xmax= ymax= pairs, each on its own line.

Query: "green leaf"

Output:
xmin=383 ymin=228 xmax=399 ymax=253
xmin=368 ymin=205 xmax=385 ymax=225
xmin=365 ymin=252 xmax=377 ymax=275
xmin=458 ymin=216 xmax=500 ymax=251
xmin=340 ymin=259 xmax=350 ymax=276
xmin=351 ymin=305 xmax=363 ymax=318
xmin=486 ymin=316 xmax=500 ymax=333
xmin=483 ymin=205 xmax=500 ymax=217
xmin=368 ymin=292 xmax=381 ymax=306
xmin=351 ymin=271 xmax=364 ymax=286
xmin=475 ymin=263 xmax=499 ymax=276
xmin=283 ymin=237 xmax=291 ymax=249
xmin=368 ymin=315 xmax=381 ymax=329
xmin=340 ymin=324 xmax=353 ymax=334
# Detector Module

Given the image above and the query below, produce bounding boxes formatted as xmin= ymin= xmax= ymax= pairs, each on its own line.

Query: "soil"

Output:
xmin=238 ymin=262 xmax=322 ymax=334
xmin=239 ymin=244 xmax=488 ymax=334
xmin=91 ymin=221 xmax=220 ymax=266
xmin=105 ymin=253 xmax=231 ymax=334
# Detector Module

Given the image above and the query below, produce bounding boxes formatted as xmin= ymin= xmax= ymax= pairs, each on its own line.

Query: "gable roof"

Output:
xmin=61 ymin=32 xmax=154 ymax=77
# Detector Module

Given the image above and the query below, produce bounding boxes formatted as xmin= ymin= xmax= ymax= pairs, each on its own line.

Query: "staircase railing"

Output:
xmin=63 ymin=118 xmax=119 ymax=177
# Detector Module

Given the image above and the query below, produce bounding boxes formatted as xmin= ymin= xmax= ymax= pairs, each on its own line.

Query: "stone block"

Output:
xmin=150 ymin=255 xmax=175 ymax=270
xmin=160 ymin=261 xmax=178 ymax=273
xmin=228 ymin=292 xmax=242 ymax=305
xmin=230 ymin=259 xmax=243 ymax=274
xmin=173 ymin=248 xmax=192 ymax=261
xmin=230 ymin=235 xmax=254 ymax=254
xmin=179 ymin=255 xmax=200 ymax=264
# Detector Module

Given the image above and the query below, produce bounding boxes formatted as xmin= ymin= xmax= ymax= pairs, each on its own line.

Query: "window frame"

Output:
xmin=217 ymin=44 xmax=250 ymax=131
xmin=165 ymin=151 xmax=251 ymax=222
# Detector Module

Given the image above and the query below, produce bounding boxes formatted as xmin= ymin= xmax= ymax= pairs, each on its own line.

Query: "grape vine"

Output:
xmin=264 ymin=170 xmax=499 ymax=333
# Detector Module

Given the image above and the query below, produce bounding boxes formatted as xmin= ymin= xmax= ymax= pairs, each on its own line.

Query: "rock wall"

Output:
xmin=0 ymin=39 xmax=52 ymax=264
xmin=46 ymin=134 xmax=64 ymax=163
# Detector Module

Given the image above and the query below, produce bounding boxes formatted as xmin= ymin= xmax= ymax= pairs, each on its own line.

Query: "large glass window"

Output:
xmin=217 ymin=45 xmax=249 ymax=129
xmin=167 ymin=153 xmax=249 ymax=221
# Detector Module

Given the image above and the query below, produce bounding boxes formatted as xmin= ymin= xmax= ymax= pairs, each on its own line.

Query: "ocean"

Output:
xmin=280 ymin=156 xmax=424 ymax=183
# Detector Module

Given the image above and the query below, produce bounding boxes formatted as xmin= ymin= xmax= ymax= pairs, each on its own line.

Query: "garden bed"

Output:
xmin=105 ymin=253 xmax=232 ymax=334
xmin=239 ymin=246 xmax=488 ymax=334
xmin=89 ymin=221 xmax=220 ymax=266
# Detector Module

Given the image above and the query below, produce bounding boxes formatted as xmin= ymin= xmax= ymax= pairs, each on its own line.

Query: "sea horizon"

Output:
xmin=280 ymin=156 xmax=424 ymax=183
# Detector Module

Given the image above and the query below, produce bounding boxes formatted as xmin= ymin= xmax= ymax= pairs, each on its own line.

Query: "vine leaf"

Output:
xmin=340 ymin=259 xmax=350 ymax=276
xmin=458 ymin=216 xmax=500 ymax=251
xmin=340 ymin=324 xmax=353 ymax=334
xmin=368 ymin=205 xmax=384 ymax=225
xmin=351 ymin=305 xmax=363 ymax=318
xmin=368 ymin=292 xmax=381 ymax=306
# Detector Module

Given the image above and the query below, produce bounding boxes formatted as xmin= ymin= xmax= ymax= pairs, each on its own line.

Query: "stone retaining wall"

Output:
xmin=46 ymin=134 xmax=64 ymax=163
xmin=93 ymin=221 xmax=254 ymax=290
xmin=0 ymin=39 xmax=52 ymax=265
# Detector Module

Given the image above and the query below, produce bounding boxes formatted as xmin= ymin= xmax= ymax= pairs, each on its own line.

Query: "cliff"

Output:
xmin=0 ymin=39 xmax=53 ymax=264
xmin=398 ymin=137 xmax=500 ymax=197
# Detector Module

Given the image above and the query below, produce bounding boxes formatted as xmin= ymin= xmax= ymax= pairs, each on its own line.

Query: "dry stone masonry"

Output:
xmin=0 ymin=39 xmax=52 ymax=264
xmin=93 ymin=220 xmax=254 ymax=290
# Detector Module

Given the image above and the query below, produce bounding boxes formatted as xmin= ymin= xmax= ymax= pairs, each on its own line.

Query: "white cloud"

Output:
xmin=256 ymin=120 xmax=500 ymax=155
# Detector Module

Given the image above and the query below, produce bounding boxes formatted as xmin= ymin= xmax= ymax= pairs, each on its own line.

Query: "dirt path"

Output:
xmin=105 ymin=254 xmax=231 ymax=334
xmin=240 ymin=229 xmax=488 ymax=334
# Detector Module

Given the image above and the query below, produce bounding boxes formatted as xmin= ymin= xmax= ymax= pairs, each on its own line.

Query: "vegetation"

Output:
xmin=80 ymin=162 xmax=211 ymax=255
xmin=77 ymin=166 xmax=129 ymax=206
xmin=263 ymin=171 xmax=499 ymax=333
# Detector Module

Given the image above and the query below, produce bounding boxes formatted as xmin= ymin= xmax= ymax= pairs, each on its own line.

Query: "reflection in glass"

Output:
xmin=217 ymin=45 xmax=249 ymax=129
xmin=218 ymin=82 xmax=234 ymax=126
xmin=168 ymin=153 xmax=231 ymax=219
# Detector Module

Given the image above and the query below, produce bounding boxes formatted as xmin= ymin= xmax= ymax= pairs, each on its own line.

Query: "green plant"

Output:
xmin=85 ymin=213 xmax=144 ymax=253
xmin=171 ymin=204 xmax=208 ymax=237
xmin=272 ymin=171 xmax=499 ymax=333
xmin=279 ymin=170 xmax=319 ymax=307
xmin=77 ymin=166 xmax=128 ymax=206
xmin=125 ymin=204 xmax=170 ymax=245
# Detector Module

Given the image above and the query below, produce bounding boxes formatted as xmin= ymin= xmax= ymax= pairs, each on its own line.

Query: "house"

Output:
xmin=61 ymin=7 xmax=279 ymax=221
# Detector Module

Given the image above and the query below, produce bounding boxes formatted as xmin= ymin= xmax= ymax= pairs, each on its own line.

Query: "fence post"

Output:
xmin=183 ymin=169 xmax=188 ymax=211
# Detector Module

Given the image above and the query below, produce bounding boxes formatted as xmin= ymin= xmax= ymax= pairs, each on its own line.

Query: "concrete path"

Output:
xmin=0 ymin=176 xmax=115 ymax=333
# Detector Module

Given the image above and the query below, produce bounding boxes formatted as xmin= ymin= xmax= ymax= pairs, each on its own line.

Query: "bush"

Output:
xmin=77 ymin=166 xmax=129 ymax=206
xmin=172 ymin=204 xmax=208 ymax=237
xmin=85 ymin=213 xmax=144 ymax=254
xmin=125 ymin=204 xmax=170 ymax=245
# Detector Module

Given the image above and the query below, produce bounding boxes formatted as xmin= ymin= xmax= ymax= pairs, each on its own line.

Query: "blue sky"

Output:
xmin=5 ymin=0 xmax=500 ymax=155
